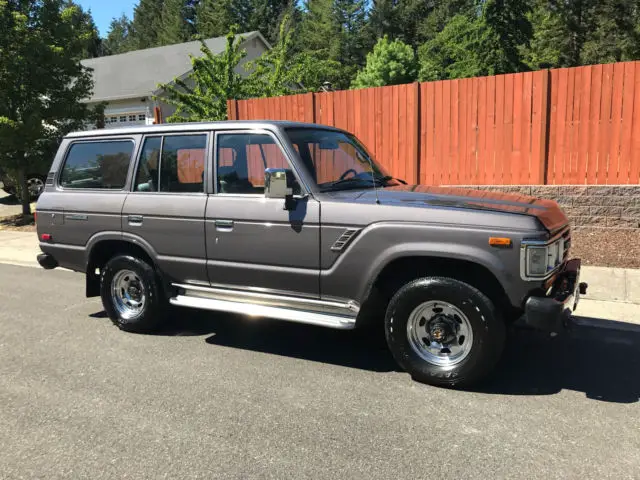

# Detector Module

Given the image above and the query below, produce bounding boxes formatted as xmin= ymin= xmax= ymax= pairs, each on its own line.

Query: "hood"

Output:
xmin=323 ymin=185 xmax=568 ymax=233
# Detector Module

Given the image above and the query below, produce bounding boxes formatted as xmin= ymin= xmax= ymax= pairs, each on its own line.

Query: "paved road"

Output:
xmin=0 ymin=264 xmax=638 ymax=479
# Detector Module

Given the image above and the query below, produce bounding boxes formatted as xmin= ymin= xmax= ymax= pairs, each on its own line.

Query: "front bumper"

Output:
xmin=522 ymin=258 xmax=587 ymax=332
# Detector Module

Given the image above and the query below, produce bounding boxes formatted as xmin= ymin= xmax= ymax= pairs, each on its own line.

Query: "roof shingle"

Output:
xmin=81 ymin=32 xmax=262 ymax=103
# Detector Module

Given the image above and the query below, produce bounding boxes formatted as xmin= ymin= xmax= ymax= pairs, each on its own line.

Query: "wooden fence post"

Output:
xmin=531 ymin=70 xmax=550 ymax=184
xmin=227 ymin=99 xmax=238 ymax=120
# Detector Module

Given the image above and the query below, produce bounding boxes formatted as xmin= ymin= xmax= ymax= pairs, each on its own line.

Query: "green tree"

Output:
xmin=418 ymin=14 xmax=493 ymax=81
xmin=522 ymin=0 xmax=571 ymax=69
xmin=0 ymin=0 xmax=94 ymax=215
xmin=103 ymin=14 xmax=134 ymax=55
xmin=156 ymin=28 xmax=250 ymax=122
xmin=130 ymin=0 xmax=164 ymax=49
xmin=157 ymin=0 xmax=192 ymax=45
xmin=352 ymin=36 xmax=417 ymax=88
xmin=246 ymin=0 xmax=292 ymax=42
xmin=483 ymin=0 xmax=532 ymax=73
xmin=581 ymin=0 xmax=640 ymax=64
xmin=246 ymin=14 xmax=311 ymax=96
xmin=296 ymin=0 xmax=343 ymax=89
xmin=194 ymin=0 xmax=247 ymax=38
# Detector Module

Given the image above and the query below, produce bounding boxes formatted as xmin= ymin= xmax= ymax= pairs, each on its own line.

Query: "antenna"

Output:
xmin=364 ymin=154 xmax=381 ymax=205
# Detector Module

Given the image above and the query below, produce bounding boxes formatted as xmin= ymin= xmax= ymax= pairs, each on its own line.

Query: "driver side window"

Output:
xmin=216 ymin=133 xmax=298 ymax=194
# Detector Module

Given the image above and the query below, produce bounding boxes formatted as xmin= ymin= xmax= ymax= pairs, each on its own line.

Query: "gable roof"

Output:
xmin=81 ymin=31 xmax=267 ymax=103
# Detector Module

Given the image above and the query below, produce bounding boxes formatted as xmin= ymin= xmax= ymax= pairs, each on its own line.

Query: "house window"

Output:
xmin=119 ymin=116 xmax=126 ymax=122
xmin=129 ymin=115 xmax=136 ymax=122
xmin=138 ymin=114 xmax=146 ymax=121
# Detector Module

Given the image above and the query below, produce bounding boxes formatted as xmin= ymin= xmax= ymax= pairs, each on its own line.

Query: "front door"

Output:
xmin=205 ymin=130 xmax=320 ymax=298
xmin=122 ymin=132 xmax=209 ymax=285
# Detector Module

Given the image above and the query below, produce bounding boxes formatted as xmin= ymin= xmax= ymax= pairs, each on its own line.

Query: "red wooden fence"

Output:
xmin=227 ymin=62 xmax=640 ymax=185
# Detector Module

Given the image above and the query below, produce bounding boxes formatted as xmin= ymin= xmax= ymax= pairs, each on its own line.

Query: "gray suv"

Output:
xmin=35 ymin=121 xmax=586 ymax=388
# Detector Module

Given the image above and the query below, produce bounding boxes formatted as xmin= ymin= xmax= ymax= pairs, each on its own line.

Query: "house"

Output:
xmin=80 ymin=31 xmax=270 ymax=128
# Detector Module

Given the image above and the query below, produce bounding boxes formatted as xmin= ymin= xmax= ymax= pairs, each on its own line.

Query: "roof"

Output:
xmin=65 ymin=121 xmax=345 ymax=139
xmin=81 ymin=31 xmax=267 ymax=103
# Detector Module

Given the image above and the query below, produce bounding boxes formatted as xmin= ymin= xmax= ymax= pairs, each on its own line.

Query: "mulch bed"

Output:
xmin=571 ymin=228 xmax=640 ymax=269
xmin=0 ymin=214 xmax=36 ymax=232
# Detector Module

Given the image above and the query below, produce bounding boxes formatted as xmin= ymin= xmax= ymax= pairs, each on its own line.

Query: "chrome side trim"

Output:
xmin=170 ymin=295 xmax=356 ymax=330
xmin=172 ymin=283 xmax=360 ymax=316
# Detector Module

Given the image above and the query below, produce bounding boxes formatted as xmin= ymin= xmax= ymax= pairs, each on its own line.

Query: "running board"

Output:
xmin=170 ymin=295 xmax=356 ymax=330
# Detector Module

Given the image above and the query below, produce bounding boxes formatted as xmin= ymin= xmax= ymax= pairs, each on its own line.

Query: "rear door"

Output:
xmin=122 ymin=132 xmax=210 ymax=285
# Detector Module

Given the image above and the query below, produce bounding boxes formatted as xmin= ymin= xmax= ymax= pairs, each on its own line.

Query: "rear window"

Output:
xmin=60 ymin=140 xmax=133 ymax=189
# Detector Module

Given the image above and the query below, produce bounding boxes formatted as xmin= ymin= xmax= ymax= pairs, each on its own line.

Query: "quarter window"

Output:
xmin=134 ymin=134 xmax=207 ymax=193
xmin=216 ymin=133 xmax=292 ymax=194
xmin=60 ymin=140 xmax=133 ymax=189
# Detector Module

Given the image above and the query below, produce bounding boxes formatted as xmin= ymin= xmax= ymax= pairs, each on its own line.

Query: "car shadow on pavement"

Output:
xmin=156 ymin=307 xmax=399 ymax=373
xmin=95 ymin=308 xmax=640 ymax=401
xmin=480 ymin=317 xmax=640 ymax=403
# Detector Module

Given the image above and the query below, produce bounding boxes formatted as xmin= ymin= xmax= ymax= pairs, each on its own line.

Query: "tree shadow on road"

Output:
xmin=480 ymin=317 xmax=640 ymax=403
xmin=0 ymin=193 xmax=19 ymax=205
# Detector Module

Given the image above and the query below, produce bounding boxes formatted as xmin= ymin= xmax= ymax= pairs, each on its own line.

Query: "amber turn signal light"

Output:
xmin=489 ymin=237 xmax=512 ymax=247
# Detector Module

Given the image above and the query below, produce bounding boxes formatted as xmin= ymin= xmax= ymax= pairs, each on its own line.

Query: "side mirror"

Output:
xmin=265 ymin=168 xmax=294 ymax=199
xmin=265 ymin=168 xmax=298 ymax=210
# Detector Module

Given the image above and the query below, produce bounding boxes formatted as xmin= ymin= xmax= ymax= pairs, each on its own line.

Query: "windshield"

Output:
xmin=285 ymin=128 xmax=401 ymax=192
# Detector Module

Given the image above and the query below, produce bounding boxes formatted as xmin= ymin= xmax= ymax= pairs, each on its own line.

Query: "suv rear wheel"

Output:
xmin=100 ymin=255 xmax=166 ymax=333
xmin=385 ymin=277 xmax=505 ymax=388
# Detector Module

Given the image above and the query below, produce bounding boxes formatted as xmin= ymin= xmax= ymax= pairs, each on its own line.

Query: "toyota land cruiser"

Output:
xmin=35 ymin=121 xmax=587 ymax=388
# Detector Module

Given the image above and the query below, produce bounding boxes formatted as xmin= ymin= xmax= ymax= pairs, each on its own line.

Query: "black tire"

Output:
xmin=100 ymin=255 xmax=166 ymax=333
xmin=385 ymin=277 xmax=505 ymax=388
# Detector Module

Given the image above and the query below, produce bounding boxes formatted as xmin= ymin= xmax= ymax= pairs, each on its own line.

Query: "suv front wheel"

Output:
xmin=385 ymin=277 xmax=505 ymax=388
xmin=100 ymin=255 xmax=166 ymax=333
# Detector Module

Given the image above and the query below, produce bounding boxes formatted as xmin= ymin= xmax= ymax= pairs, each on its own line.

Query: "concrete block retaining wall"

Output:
xmin=454 ymin=185 xmax=640 ymax=230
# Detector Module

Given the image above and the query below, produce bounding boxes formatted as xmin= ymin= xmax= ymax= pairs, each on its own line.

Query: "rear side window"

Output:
xmin=134 ymin=134 xmax=206 ymax=193
xmin=60 ymin=140 xmax=133 ymax=189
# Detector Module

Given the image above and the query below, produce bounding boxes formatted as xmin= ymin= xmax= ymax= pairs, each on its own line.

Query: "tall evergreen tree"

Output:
xmin=103 ymin=14 xmax=134 ymax=55
xmin=522 ymin=0 xmax=572 ymax=69
xmin=581 ymin=0 xmax=640 ymax=64
xmin=483 ymin=0 xmax=532 ymax=73
xmin=296 ymin=0 xmax=343 ymax=88
xmin=130 ymin=0 xmax=164 ymax=49
xmin=194 ymin=0 xmax=247 ymax=38
xmin=157 ymin=0 xmax=191 ymax=45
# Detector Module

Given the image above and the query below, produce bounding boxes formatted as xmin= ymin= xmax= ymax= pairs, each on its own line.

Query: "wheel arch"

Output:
xmin=85 ymin=233 xmax=162 ymax=298
xmin=357 ymin=254 xmax=517 ymax=328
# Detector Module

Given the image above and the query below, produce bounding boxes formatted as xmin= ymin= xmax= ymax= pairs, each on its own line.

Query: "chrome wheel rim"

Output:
xmin=406 ymin=300 xmax=473 ymax=368
xmin=27 ymin=177 xmax=44 ymax=197
xmin=111 ymin=270 xmax=146 ymax=320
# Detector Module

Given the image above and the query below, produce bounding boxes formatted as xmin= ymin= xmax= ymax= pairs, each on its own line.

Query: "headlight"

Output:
xmin=527 ymin=247 xmax=548 ymax=276
xmin=522 ymin=235 xmax=567 ymax=279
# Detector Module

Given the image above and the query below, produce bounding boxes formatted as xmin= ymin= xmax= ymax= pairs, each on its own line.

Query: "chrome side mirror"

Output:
xmin=265 ymin=168 xmax=294 ymax=199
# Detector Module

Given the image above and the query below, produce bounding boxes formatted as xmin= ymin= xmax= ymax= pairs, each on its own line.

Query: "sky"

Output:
xmin=77 ymin=0 xmax=137 ymax=37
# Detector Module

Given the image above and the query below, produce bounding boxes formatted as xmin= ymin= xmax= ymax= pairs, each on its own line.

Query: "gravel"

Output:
xmin=571 ymin=228 xmax=640 ymax=269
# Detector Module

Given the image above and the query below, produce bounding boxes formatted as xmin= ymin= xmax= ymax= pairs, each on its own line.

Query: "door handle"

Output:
xmin=128 ymin=215 xmax=143 ymax=225
xmin=215 ymin=219 xmax=234 ymax=231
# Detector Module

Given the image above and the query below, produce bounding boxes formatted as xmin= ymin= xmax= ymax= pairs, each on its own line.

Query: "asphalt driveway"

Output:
xmin=0 ymin=264 xmax=638 ymax=479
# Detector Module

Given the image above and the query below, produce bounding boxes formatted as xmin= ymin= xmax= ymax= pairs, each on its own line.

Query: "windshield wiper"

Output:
xmin=319 ymin=177 xmax=375 ymax=192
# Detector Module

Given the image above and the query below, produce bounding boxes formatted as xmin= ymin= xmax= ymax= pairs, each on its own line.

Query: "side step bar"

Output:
xmin=169 ymin=284 xmax=358 ymax=330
